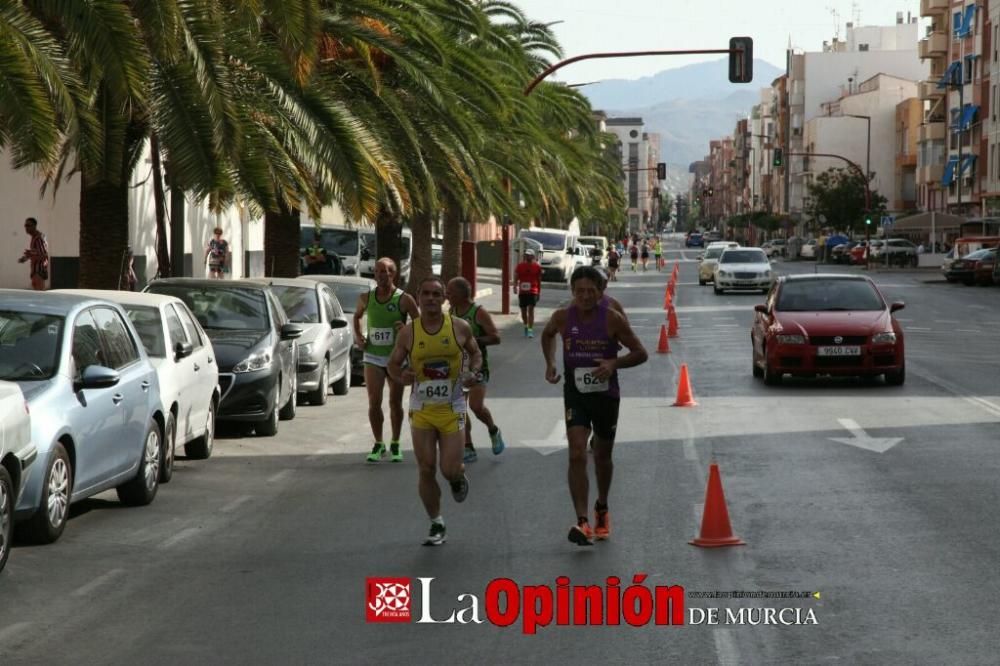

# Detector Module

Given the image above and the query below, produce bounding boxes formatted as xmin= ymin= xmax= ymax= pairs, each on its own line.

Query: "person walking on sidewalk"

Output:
xmin=18 ymin=217 xmax=49 ymax=291
xmin=513 ymin=249 xmax=542 ymax=338
xmin=354 ymin=258 xmax=420 ymax=463
xmin=540 ymin=266 xmax=647 ymax=546
xmin=606 ymin=246 xmax=620 ymax=282
xmin=446 ymin=277 xmax=506 ymax=463
xmin=205 ymin=227 xmax=229 ymax=279
xmin=388 ymin=276 xmax=483 ymax=545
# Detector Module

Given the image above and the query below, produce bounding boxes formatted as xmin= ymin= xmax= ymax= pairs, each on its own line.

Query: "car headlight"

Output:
xmin=233 ymin=350 xmax=273 ymax=373
xmin=717 ymin=270 xmax=730 ymax=278
xmin=872 ymin=332 xmax=897 ymax=344
xmin=762 ymin=270 xmax=771 ymax=278
xmin=776 ymin=334 xmax=806 ymax=344
xmin=298 ymin=342 xmax=313 ymax=357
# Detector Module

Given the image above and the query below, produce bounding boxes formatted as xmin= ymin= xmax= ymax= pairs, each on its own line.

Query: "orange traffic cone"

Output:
xmin=672 ymin=363 xmax=696 ymax=406
xmin=672 ymin=263 xmax=680 ymax=278
xmin=667 ymin=306 xmax=679 ymax=337
xmin=656 ymin=324 xmax=671 ymax=353
xmin=690 ymin=463 xmax=746 ymax=548
xmin=667 ymin=279 xmax=676 ymax=297
xmin=663 ymin=289 xmax=672 ymax=309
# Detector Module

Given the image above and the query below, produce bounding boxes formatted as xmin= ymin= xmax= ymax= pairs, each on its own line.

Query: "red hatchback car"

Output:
xmin=751 ymin=274 xmax=906 ymax=385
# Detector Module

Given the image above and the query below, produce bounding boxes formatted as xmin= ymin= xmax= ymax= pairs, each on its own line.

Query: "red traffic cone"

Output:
xmin=663 ymin=289 xmax=672 ymax=309
xmin=656 ymin=324 xmax=671 ymax=353
xmin=672 ymin=263 xmax=679 ymax=278
xmin=690 ymin=463 xmax=746 ymax=548
xmin=672 ymin=363 xmax=696 ymax=406
xmin=667 ymin=306 xmax=679 ymax=337
xmin=667 ymin=280 xmax=676 ymax=297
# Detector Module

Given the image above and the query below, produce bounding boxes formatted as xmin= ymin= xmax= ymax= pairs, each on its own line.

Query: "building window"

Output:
xmin=858 ymin=43 xmax=869 ymax=52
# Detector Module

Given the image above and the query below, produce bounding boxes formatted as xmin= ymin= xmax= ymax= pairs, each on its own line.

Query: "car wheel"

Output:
xmin=752 ymin=354 xmax=763 ymax=378
xmin=257 ymin=389 xmax=280 ymax=437
xmin=117 ymin=418 xmax=162 ymax=507
xmin=308 ymin=361 xmax=329 ymax=405
xmin=279 ymin=374 xmax=297 ymax=420
xmin=699 ymin=278 xmax=706 ymax=286
xmin=160 ymin=412 xmax=176 ymax=484
xmin=762 ymin=351 xmax=781 ymax=386
xmin=0 ymin=466 xmax=13 ymax=572
xmin=333 ymin=357 xmax=350 ymax=396
xmin=713 ymin=285 xmax=722 ymax=295
xmin=185 ymin=400 xmax=215 ymax=460
xmin=21 ymin=443 xmax=72 ymax=544
xmin=885 ymin=363 xmax=906 ymax=386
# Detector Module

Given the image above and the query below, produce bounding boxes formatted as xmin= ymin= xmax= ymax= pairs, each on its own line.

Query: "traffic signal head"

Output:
xmin=708 ymin=187 xmax=714 ymax=197
xmin=656 ymin=162 xmax=666 ymax=180
xmin=865 ymin=215 xmax=872 ymax=226
xmin=728 ymin=37 xmax=754 ymax=83
xmin=773 ymin=148 xmax=783 ymax=167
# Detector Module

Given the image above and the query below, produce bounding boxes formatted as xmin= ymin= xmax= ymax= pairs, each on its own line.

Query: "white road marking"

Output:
xmin=0 ymin=622 xmax=32 ymax=643
xmin=713 ymin=629 xmax=742 ymax=666
xmin=910 ymin=366 xmax=1000 ymax=419
xmin=267 ymin=470 xmax=294 ymax=484
xmin=162 ymin=527 xmax=201 ymax=549
xmin=713 ymin=324 xmax=741 ymax=328
xmin=522 ymin=420 xmax=566 ymax=456
xmin=934 ymin=319 xmax=960 ymax=324
xmin=474 ymin=288 xmax=493 ymax=299
xmin=72 ymin=568 xmax=126 ymax=598
xmin=955 ymin=329 xmax=981 ymax=333
xmin=907 ymin=327 xmax=931 ymax=331
xmin=829 ymin=418 xmax=903 ymax=454
xmin=220 ymin=495 xmax=252 ymax=513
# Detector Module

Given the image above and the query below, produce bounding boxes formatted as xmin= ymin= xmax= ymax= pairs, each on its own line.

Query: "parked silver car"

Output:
xmin=300 ymin=275 xmax=376 ymax=385
xmin=0 ymin=380 xmax=36 ymax=573
xmin=1 ymin=291 xmax=165 ymax=545
xmin=252 ymin=278 xmax=352 ymax=405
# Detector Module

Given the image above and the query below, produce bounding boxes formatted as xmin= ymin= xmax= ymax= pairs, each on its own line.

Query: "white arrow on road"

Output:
xmin=829 ymin=418 xmax=903 ymax=454
xmin=522 ymin=420 xmax=566 ymax=456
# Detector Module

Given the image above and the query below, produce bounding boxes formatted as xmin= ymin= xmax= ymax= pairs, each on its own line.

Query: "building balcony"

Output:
xmin=919 ymin=80 xmax=944 ymax=101
xmin=920 ymin=0 xmax=948 ymax=16
xmin=896 ymin=153 xmax=918 ymax=168
xmin=917 ymin=164 xmax=944 ymax=186
xmin=918 ymin=33 xmax=948 ymax=59
xmin=918 ymin=121 xmax=946 ymax=144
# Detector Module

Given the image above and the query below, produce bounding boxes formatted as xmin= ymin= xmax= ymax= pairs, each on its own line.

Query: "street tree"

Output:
xmin=806 ymin=168 xmax=887 ymax=234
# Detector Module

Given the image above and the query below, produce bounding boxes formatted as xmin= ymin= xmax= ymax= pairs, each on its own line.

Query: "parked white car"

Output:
xmin=799 ymin=239 xmax=818 ymax=259
xmin=713 ymin=247 xmax=775 ymax=294
xmin=0 ymin=380 xmax=36 ymax=573
xmin=58 ymin=291 xmax=220 ymax=479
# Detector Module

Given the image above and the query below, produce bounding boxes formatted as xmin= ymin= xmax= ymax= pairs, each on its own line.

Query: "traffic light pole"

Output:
xmin=787 ymin=151 xmax=871 ymax=268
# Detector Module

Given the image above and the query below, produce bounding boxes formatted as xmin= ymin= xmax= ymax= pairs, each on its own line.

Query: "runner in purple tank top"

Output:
xmin=541 ymin=266 xmax=648 ymax=546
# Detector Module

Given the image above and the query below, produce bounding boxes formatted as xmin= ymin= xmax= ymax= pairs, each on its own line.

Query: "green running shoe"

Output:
xmin=390 ymin=442 xmax=403 ymax=463
xmin=490 ymin=428 xmax=505 ymax=455
xmin=366 ymin=442 xmax=385 ymax=463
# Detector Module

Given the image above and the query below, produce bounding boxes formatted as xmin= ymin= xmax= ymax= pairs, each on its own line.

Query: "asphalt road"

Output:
xmin=2 ymin=239 xmax=999 ymax=665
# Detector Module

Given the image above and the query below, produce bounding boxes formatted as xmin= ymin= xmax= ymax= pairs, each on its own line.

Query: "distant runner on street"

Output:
xmin=388 ymin=276 xmax=482 ymax=546
xmin=540 ymin=266 xmax=648 ymax=546
xmin=513 ymin=249 xmax=542 ymax=338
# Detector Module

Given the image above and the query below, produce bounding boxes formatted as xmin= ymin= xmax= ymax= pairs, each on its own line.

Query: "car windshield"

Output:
xmin=520 ymin=231 xmax=567 ymax=251
xmin=721 ymin=250 xmax=767 ymax=264
xmin=299 ymin=227 xmax=359 ymax=257
xmin=329 ymin=283 xmax=371 ymax=313
xmin=124 ymin=306 xmax=166 ymax=358
xmin=964 ymin=249 xmax=991 ymax=259
xmin=271 ymin=286 xmax=320 ymax=324
xmin=777 ymin=280 xmax=884 ymax=312
xmin=0 ymin=311 xmax=64 ymax=380
xmin=148 ymin=285 xmax=268 ymax=331
xmin=704 ymin=247 xmax=725 ymax=259
xmin=579 ymin=237 xmax=607 ymax=250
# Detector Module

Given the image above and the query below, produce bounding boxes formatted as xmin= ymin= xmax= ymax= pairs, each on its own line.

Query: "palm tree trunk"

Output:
xmin=149 ymin=133 xmax=170 ymax=278
xmin=441 ymin=200 xmax=463 ymax=283
xmin=79 ymin=174 xmax=130 ymax=289
xmin=408 ymin=209 xmax=433 ymax=294
xmin=374 ymin=203 xmax=403 ymax=286
xmin=264 ymin=204 xmax=301 ymax=277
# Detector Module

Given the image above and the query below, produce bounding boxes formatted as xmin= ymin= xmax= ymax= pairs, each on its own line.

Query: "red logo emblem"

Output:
xmin=366 ymin=577 xmax=412 ymax=622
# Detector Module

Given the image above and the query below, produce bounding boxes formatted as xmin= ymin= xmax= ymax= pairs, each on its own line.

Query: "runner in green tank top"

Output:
xmin=354 ymin=258 xmax=419 ymax=463
xmin=446 ymin=277 xmax=506 ymax=462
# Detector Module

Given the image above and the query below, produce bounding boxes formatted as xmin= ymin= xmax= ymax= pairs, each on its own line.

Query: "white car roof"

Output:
xmin=707 ymin=241 xmax=739 ymax=248
xmin=55 ymin=289 xmax=185 ymax=309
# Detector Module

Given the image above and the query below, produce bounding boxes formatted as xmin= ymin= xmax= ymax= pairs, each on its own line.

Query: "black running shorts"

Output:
xmin=518 ymin=292 xmax=538 ymax=308
xmin=564 ymin=388 xmax=620 ymax=441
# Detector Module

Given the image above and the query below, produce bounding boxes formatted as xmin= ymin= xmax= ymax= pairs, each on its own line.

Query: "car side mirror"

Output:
xmin=281 ymin=323 xmax=303 ymax=340
xmin=75 ymin=365 xmax=120 ymax=391
xmin=175 ymin=341 xmax=194 ymax=360
xmin=331 ymin=318 xmax=348 ymax=330
xmin=754 ymin=304 xmax=770 ymax=315
xmin=890 ymin=302 xmax=905 ymax=313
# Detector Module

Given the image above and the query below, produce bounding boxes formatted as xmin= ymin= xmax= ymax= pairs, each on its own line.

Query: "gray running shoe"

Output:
xmin=423 ymin=522 xmax=447 ymax=546
xmin=450 ymin=474 xmax=469 ymax=503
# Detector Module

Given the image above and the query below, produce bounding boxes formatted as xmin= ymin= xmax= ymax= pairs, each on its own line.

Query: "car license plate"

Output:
xmin=817 ymin=346 xmax=861 ymax=356
xmin=736 ymin=280 xmax=753 ymax=286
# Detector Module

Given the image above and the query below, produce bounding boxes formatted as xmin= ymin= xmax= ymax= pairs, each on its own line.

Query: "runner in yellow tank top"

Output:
xmin=388 ymin=276 xmax=483 ymax=546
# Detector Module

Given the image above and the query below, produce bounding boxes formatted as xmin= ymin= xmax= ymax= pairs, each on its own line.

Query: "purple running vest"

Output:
xmin=563 ymin=300 xmax=619 ymax=398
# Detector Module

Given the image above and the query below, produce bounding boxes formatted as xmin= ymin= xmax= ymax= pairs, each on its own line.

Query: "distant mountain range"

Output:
xmin=581 ymin=58 xmax=784 ymax=194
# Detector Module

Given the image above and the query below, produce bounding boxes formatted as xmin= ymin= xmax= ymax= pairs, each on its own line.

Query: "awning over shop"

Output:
xmin=888 ymin=212 xmax=965 ymax=234
xmin=942 ymin=156 xmax=960 ymax=186
xmin=938 ymin=61 xmax=961 ymax=88
xmin=960 ymin=154 xmax=977 ymax=174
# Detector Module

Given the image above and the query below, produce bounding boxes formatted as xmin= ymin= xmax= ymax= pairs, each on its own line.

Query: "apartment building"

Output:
xmin=896 ymin=97 xmax=922 ymax=211
xmin=605 ymin=117 xmax=656 ymax=231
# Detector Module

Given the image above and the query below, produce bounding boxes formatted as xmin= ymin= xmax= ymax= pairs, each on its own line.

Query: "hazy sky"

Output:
xmin=512 ymin=0 xmax=924 ymax=82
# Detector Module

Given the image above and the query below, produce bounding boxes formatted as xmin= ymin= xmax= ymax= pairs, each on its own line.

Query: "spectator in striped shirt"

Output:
xmin=18 ymin=217 xmax=49 ymax=290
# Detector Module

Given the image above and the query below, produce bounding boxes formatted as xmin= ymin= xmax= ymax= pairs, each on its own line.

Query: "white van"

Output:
xmin=518 ymin=227 xmax=579 ymax=282
xmin=359 ymin=227 xmax=412 ymax=287
xmin=299 ymin=224 xmax=363 ymax=275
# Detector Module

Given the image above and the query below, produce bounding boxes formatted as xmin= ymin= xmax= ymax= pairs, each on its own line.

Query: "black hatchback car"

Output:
xmin=145 ymin=279 xmax=302 ymax=436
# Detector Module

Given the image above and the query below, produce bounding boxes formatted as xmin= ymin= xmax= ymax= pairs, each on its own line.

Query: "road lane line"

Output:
xmin=713 ymin=629 xmax=742 ymax=666
xmin=933 ymin=320 xmax=960 ymax=324
xmin=267 ymin=470 xmax=293 ymax=484
xmin=71 ymin=568 xmax=126 ymax=598
xmin=220 ymin=495 xmax=252 ymax=513
xmin=0 ymin=622 xmax=32 ymax=643
xmin=162 ymin=527 xmax=200 ymax=549
xmin=907 ymin=327 xmax=931 ymax=331
xmin=909 ymin=365 xmax=1000 ymax=419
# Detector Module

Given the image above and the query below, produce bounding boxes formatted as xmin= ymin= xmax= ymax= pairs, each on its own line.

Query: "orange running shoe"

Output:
xmin=594 ymin=505 xmax=611 ymax=540
xmin=568 ymin=520 xmax=594 ymax=546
